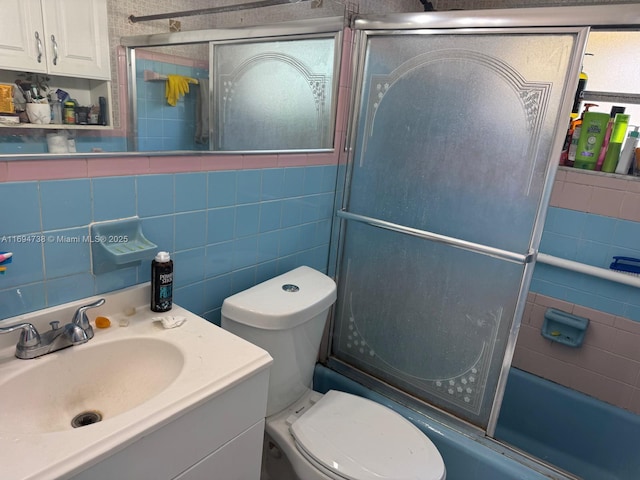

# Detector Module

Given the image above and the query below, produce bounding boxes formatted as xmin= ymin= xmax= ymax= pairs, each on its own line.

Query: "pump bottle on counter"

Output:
xmin=151 ymin=251 xmax=173 ymax=312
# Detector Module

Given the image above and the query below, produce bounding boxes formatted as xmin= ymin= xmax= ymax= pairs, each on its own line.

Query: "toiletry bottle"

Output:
xmin=573 ymin=111 xmax=610 ymax=170
xmin=63 ymin=101 xmax=75 ymax=124
xmin=151 ymin=251 xmax=173 ymax=312
xmin=595 ymin=106 xmax=626 ymax=171
xmin=634 ymin=148 xmax=640 ymax=176
xmin=616 ymin=126 xmax=640 ymax=175
xmin=559 ymin=118 xmax=572 ymax=165
xmin=602 ymin=113 xmax=630 ymax=173
xmin=567 ymin=103 xmax=597 ymax=167
xmin=570 ymin=58 xmax=590 ymax=120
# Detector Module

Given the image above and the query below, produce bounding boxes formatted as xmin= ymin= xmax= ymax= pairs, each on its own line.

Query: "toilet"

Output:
xmin=221 ymin=266 xmax=446 ymax=480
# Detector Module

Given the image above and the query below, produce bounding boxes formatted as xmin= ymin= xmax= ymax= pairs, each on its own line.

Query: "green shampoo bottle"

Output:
xmin=573 ymin=111 xmax=611 ymax=170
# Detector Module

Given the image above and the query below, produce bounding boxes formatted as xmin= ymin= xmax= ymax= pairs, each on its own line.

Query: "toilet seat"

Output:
xmin=289 ymin=390 xmax=446 ymax=480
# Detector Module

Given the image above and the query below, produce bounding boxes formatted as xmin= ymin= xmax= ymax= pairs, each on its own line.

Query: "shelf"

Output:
xmin=0 ymin=123 xmax=112 ymax=130
xmin=583 ymin=90 xmax=640 ymax=106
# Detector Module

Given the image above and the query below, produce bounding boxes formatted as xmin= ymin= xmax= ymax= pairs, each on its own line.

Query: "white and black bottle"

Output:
xmin=151 ymin=251 xmax=173 ymax=312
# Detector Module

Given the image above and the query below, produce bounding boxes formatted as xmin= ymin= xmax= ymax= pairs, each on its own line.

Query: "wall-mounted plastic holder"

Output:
xmin=91 ymin=218 xmax=157 ymax=274
xmin=610 ymin=256 xmax=640 ymax=276
xmin=541 ymin=308 xmax=589 ymax=347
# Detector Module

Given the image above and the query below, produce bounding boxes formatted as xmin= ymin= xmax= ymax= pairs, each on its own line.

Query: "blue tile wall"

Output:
xmin=136 ymin=58 xmax=208 ymax=152
xmin=0 ymin=166 xmax=338 ymax=323
xmin=532 ymin=206 xmax=640 ymax=321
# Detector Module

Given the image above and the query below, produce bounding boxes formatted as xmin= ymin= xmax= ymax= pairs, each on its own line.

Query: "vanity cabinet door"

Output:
xmin=41 ymin=0 xmax=111 ymax=80
xmin=0 ymin=0 xmax=47 ymax=73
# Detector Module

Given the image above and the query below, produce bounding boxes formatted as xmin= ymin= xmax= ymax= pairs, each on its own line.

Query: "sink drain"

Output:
xmin=71 ymin=410 xmax=103 ymax=428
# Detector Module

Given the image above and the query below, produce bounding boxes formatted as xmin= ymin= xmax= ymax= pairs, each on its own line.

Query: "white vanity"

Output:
xmin=0 ymin=284 xmax=272 ymax=480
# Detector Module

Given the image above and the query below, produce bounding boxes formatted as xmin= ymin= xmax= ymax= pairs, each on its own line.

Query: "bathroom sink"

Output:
xmin=0 ymin=284 xmax=272 ymax=480
xmin=0 ymin=337 xmax=184 ymax=434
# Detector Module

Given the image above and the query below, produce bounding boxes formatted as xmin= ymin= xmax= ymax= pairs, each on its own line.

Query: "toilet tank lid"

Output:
xmin=221 ymin=266 xmax=337 ymax=330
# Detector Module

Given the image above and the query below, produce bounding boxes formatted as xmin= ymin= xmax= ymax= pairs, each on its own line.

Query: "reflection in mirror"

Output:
xmin=124 ymin=18 xmax=344 ymax=154
xmin=213 ymin=36 xmax=337 ymax=151
xmin=129 ymin=27 xmax=341 ymax=154
xmin=133 ymin=44 xmax=210 ymax=152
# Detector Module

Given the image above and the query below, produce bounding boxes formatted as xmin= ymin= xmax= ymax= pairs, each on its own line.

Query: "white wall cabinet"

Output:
xmin=0 ymin=0 xmax=110 ymax=80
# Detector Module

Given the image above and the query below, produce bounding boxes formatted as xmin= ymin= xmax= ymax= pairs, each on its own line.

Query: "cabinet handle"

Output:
xmin=35 ymin=31 xmax=42 ymax=63
xmin=51 ymin=35 xmax=58 ymax=66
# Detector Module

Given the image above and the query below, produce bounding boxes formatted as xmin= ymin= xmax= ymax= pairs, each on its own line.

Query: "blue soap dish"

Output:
xmin=541 ymin=308 xmax=589 ymax=348
xmin=91 ymin=218 xmax=157 ymax=274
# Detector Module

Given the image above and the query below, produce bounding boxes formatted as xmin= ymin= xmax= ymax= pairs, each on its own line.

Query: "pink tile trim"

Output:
xmin=0 ymin=151 xmax=341 ymax=183
xmin=556 ymin=181 xmax=591 ymax=211
xmin=548 ymin=177 xmax=563 ymax=207
xmin=629 ymin=388 xmax=640 ymax=415
xmin=625 ymin=178 xmax=640 ymax=193
xmin=569 ymin=367 xmax=633 ymax=408
xmin=588 ymin=186 xmax=624 ymax=217
xmin=277 ymin=154 xmax=308 ymax=167
xmin=588 ymin=173 xmax=629 ymax=190
xmin=136 ymin=49 xmax=208 ymax=69
xmin=88 ymin=157 xmax=150 ymax=177
xmin=620 ymin=192 xmax=640 ymax=222
xmin=565 ymin=168 xmax=600 ymax=185
xmin=307 ymin=152 xmax=339 ymax=166
xmin=242 ymin=155 xmax=278 ymax=169
xmin=614 ymin=315 xmax=640 ymax=334
xmin=554 ymin=169 xmax=567 ymax=182
xmin=7 ymin=159 xmax=88 ymax=181
xmin=201 ymin=155 xmax=241 ymax=171
xmin=556 ymin=167 xmax=640 ymax=216
xmin=149 ymin=156 xmax=202 ymax=173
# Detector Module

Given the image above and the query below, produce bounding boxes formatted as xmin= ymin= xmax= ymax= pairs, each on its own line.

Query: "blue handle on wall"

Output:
xmin=541 ymin=308 xmax=590 ymax=347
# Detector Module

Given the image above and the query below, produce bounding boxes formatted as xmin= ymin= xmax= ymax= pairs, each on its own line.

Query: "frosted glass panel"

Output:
xmin=213 ymin=37 xmax=336 ymax=151
xmin=335 ymin=222 xmax=523 ymax=423
xmin=332 ymin=29 xmax=584 ymax=429
xmin=349 ymin=34 xmax=575 ymax=253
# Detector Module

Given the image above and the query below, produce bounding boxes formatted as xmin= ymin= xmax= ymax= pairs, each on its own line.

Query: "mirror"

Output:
xmin=127 ymin=17 xmax=343 ymax=154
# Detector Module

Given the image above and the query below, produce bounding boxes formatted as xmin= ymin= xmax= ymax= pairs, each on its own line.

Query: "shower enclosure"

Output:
xmin=327 ymin=10 xmax=589 ymax=435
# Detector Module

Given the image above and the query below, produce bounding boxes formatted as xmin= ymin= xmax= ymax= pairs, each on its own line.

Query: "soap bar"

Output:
xmin=153 ymin=316 xmax=187 ymax=329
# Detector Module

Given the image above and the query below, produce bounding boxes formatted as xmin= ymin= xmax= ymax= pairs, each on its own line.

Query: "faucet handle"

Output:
xmin=0 ymin=322 xmax=41 ymax=348
xmin=71 ymin=298 xmax=105 ymax=338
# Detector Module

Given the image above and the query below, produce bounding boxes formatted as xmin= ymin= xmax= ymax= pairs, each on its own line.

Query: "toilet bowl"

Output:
xmin=221 ymin=266 xmax=446 ymax=480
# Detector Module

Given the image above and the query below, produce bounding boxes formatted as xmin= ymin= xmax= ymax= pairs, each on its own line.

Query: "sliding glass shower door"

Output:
xmin=330 ymin=25 xmax=587 ymax=433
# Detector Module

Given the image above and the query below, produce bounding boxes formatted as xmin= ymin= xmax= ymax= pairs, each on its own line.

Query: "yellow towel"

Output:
xmin=165 ymin=75 xmax=198 ymax=106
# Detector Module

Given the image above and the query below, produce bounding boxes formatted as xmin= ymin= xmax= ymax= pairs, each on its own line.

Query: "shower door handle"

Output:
xmin=336 ymin=209 xmax=534 ymax=265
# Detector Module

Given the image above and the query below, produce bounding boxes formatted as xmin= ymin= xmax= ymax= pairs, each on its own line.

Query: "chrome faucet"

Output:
xmin=0 ymin=298 xmax=105 ymax=359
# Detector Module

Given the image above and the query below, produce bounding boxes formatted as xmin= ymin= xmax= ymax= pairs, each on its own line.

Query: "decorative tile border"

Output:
xmin=550 ymin=167 xmax=640 ymax=222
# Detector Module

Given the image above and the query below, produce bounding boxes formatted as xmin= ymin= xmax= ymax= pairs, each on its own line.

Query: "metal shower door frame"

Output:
xmin=326 ymin=7 xmax=603 ymax=436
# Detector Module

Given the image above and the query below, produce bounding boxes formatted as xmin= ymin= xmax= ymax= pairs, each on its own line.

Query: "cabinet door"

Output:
xmin=0 ymin=0 xmax=47 ymax=73
xmin=42 ymin=0 xmax=111 ymax=80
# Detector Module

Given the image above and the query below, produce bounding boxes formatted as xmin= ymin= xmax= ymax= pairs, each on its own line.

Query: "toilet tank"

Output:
xmin=221 ymin=266 xmax=336 ymax=416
